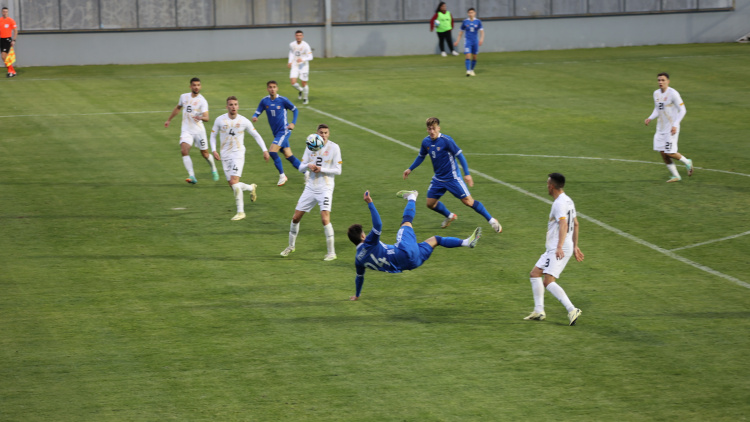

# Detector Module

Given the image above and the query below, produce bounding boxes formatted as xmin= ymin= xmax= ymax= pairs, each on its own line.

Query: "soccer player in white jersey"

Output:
xmin=164 ymin=77 xmax=219 ymax=184
xmin=280 ymin=124 xmax=342 ymax=261
xmin=210 ymin=96 xmax=270 ymax=221
xmin=524 ymin=173 xmax=584 ymax=326
xmin=288 ymin=30 xmax=313 ymax=105
xmin=645 ymin=72 xmax=694 ymax=183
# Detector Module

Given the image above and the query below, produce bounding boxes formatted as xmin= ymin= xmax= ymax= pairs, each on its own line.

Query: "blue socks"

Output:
xmin=435 ymin=236 xmax=463 ymax=248
xmin=269 ymin=151 xmax=284 ymax=174
xmin=465 ymin=59 xmax=471 ymax=70
xmin=432 ymin=201 xmax=451 ymax=218
xmin=471 ymin=60 xmax=477 ymax=70
xmin=286 ymin=155 xmax=301 ymax=170
xmin=402 ymin=200 xmax=416 ymax=224
xmin=471 ymin=200 xmax=492 ymax=221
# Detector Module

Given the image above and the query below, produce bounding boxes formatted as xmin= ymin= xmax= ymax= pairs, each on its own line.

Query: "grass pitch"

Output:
xmin=1 ymin=43 xmax=749 ymax=421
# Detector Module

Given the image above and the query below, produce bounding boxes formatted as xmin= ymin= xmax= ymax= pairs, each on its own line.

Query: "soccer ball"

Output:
xmin=434 ymin=19 xmax=440 ymax=26
xmin=306 ymin=133 xmax=324 ymax=151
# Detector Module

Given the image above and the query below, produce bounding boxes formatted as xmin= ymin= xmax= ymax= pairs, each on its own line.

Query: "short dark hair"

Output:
xmin=468 ymin=7 xmax=475 ymax=12
xmin=317 ymin=123 xmax=329 ymax=131
xmin=657 ymin=72 xmax=670 ymax=79
xmin=2 ymin=7 xmax=8 ymax=10
xmin=426 ymin=117 xmax=440 ymax=127
xmin=266 ymin=80 xmax=277 ymax=86
xmin=226 ymin=96 xmax=238 ymax=103
xmin=548 ymin=173 xmax=566 ymax=189
xmin=190 ymin=77 xmax=201 ymax=84
xmin=348 ymin=224 xmax=364 ymax=246
xmin=296 ymin=30 xmax=303 ymax=34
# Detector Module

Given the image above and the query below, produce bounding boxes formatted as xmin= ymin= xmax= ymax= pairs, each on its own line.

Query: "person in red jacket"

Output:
xmin=429 ymin=2 xmax=459 ymax=57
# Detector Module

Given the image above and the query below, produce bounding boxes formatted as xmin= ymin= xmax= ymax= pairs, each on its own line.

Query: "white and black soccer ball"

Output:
xmin=306 ymin=133 xmax=324 ymax=151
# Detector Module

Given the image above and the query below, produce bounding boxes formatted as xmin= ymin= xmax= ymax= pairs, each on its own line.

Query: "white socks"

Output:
xmin=546 ymin=282 xmax=575 ymax=313
xmin=182 ymin=155 xmax=195 ymax=176
xmin=232 ymin=185 xmax=244 ymax=213
xmin=289 ymin=220 xmax=300 ymax=248
xmin=666 ymin=163 xmax=679 ymax=177
xmin=205 ymin=154 xmax=217 ymax=172
xmin=292 ymin=82 xmax=303 ymax=93
xmin=303 ymin=85 xmax=309 ymax=100
xmin=530 ymin=277 xmax=545 ymax=313
xmin=678 ymin=156 xmax=690 ymax=164
xmin=324 ymin=223 xmax=335 ymax=255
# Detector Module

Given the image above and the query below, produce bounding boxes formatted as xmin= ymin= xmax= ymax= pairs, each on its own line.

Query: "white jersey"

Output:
xmin=178 ymin=93 xmax=209 ymax=133
xmin=546 ymin=192 xmax=576 ymax=251
xmin=209 ymin=113 xmax=266 ymax=159
xmin=298 ymin=140 xmax=342 ymax=190
xmin=288 ymin=40 xmax=313 ymax=68
xmin=648 ymin=87 xmax=686 ymax=134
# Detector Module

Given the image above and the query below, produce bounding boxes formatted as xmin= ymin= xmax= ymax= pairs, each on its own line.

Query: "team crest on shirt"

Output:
xmin=276 ymin=106 xmax=281 ymax=109
xmin=437 ymin=147 xmax=441 ymax=151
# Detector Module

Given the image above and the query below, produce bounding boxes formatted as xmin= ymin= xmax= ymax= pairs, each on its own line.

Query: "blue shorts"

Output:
xmin=394 ymin=226 xmax=434 ymax=271
xmin=272 ymin=130 xmax=292 ymax=149
xmin=427 ymin=177 xmax=470 ymax=200
xmin=464 ymin=41 xmax=479 ymax=55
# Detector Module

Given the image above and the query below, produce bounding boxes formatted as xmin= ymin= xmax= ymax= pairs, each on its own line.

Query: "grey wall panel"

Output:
xmin=477 ymin=0 xmax=514 ymax=17
xmin=215 ymin=0 xmax=253 ymax=26
xmin=254 ymin=0 xmax=291 ymax=24
xmin=516 ymin=0 xmax=552 ymax=17
xmin=367 ymin=0 xmax=402 ymax=21
xmin=699 ymin=0 xmax=733 ymax=7
xmin=332 ymin=0 xmax=366 ymax=22
xmin=663 ymin=0 xmax=698 ymax=10
xmin=404 ymin=0 xmax=439 ymax=20
xmin=20 ymin=0 xmax=59 ymax=30
xmin=588 ymin=0 xmax=623 ymax=14
xmin=61 ymin=0 xmax=99 ymax=30
xmin=291 ymin=0 xmax=324 ymax=23
xmin=139 ymin=0 xmax=176 ymax=28
xmin=17 ymin=0 xmax=750 ymax=67
xmin=177 ymin=0 xmax=214 ymax=27
xmin=625 ymin=0 xmax=660 ymax=12
xmin=552 ymin=0 xmax=587 ymax=15
xmin=100 ymin=0 xmax=138 ymax=29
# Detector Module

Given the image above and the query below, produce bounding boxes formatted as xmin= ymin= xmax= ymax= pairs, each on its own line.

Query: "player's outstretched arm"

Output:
xmin=164 ymin=106 xmax=181 ymax=127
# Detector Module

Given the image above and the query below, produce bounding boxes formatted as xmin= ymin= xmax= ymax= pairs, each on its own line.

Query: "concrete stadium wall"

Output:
xmin=16 ymin=0 xmax=750 ymax=67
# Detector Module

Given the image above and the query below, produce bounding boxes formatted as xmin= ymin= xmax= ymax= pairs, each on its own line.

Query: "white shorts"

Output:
xmin=289 ymin=63 xmax=309 ymax=82
xmin=295 ymin=187 xmax=333 ymax=213
xmin=534 ymin=248 xmax=572 ymax=279
xmin=653 ymin=130 xmax=679 ymax=154
xmin=221 ymin=155 xmax=245 ymax=180
xmin=180 ymin=131 xmax=208 ymax=150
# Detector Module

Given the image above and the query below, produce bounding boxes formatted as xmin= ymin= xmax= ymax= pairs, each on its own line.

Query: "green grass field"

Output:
xmin=1 ymin=43 xmax=749 ymax=421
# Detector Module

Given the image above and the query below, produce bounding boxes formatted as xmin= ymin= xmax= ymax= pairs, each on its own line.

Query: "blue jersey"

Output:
xmin=252 ymin=95 xmax=298 ymax=137
xmin=414 ymin=133 xmax=466 ymax=182
xmin=353 ymin=202 xmax=433 ymax=297
xmin=461 ymin=18 xmax=483 ymax=44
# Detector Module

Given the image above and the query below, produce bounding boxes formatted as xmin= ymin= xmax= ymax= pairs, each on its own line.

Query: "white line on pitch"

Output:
xmin=305 ymin=105 xmax=750 ymax=290
xmin=0 ymin=110 xmax=171 ymax=119
xmin=670 ymin=230 xmax=750 ymax=252
xmin=468 ymin=153 xmax=750 ymax=178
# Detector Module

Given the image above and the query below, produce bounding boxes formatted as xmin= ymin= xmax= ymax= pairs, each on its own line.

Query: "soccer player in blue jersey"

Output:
xmin=454 ymin=7 xmax=484 ymax=77
xmin=251 ymin=80 xmax=302 ymax=186
xmin=347 ymin=190 xmax=482 ymax=301
xmin=403 ymin=117 xmax=502 ymax=233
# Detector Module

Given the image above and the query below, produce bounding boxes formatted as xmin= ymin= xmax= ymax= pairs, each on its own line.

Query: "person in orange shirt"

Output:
xmin=1 ymin=7 xmax=18 ymax=77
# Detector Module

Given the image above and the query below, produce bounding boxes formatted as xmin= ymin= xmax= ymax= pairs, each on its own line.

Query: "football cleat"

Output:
xmin=323 ymin=253 xmax=337 ymax=261
xmin=686 ymin=159 xmax=694 ymax=177
xmin=298 ymin=91 xmax=303 ymax=100
xmin=302 ymin=98 xmax=309 ymax=105
xmin=249 ymin=183 xmax=257 ymax=202
xmin=451 ymin=50 xmax=459 ymax=56
xmin=523 ymin=311 xmax=546 ymax=321
xmin=441 ymin=213 xmax=457 ymax=229
xmin=467 ymin=227 xmax=482 ymax=248
xmin=277 ymin=173 xmax=288 ymax=186
xmin=280 ymin=246 xmax=295 ymax=257
xmin=185 ymin=176 xmax=197 ymax=184
xmin=230 ymin=212 xmax=246 ymax=221
xmin=211 ymin=171 xmax=219 ymax=181
xmin=568 ymin=308 xmax=582 ymax=326
xmin=396 ymin=190 xmax=419 ymax=201
xmin=667 ymin=176 xmax=682 ymax=183
xmin=470 ymin=70 xmax=476 ymax=76
xmin=466 ymin=70 xmax=471 ymax=77
xmin=489 ymin=218 xmax=502 ymax=233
